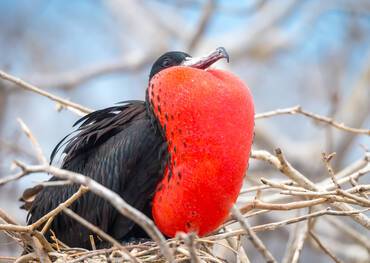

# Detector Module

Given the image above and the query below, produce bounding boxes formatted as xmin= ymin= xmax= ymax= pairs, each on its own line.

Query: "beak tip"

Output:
xmin=217 ymin=46 xmax=230 ymax=63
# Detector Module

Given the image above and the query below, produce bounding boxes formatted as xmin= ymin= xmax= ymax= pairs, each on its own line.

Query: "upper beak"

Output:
xmin=182 ymin=47 xmax=229 ymax=69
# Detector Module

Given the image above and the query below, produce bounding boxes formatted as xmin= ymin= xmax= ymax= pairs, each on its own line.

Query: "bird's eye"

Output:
xmin=162 ymin=59 xmax=171 ymax=67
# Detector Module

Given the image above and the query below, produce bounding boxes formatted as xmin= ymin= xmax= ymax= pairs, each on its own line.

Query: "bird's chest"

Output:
xmin=148 ymin=67 xmax=254 ymax=237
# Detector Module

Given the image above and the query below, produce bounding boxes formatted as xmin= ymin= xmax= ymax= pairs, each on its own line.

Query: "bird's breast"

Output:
xmin=148 ymin=66 xmax=254 ymax=237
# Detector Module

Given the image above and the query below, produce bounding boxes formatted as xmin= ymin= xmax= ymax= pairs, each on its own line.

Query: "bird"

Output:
xmin=21 ymin=47 xmax=255 ymax=249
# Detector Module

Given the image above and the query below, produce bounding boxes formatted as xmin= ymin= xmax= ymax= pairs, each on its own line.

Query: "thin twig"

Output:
xmin=14 ymin=253 xmax=37 ymax=263
xmin=206 ymin=208 xmax=367 ymax=241
xmin=17 ymin=118 xmax=48 ymax=165
xmin=251 ymin=148 xmax=370 ymax=229
xmin=29 ymin=186 xmax=88 ymax=231
xmin=0 ymin=208 xmax=18 ymax=225
xmin=231 ymin=206 xmax=277 ymax=263
xmin=62 ymin=207 xmax=138 ymax=263
xmin=309 ymin=231 xmax=344 ymax=263
xmin=290 ymin=218 xmax=309 ymax=263
xmin=255 ymin=105 xmax=370 ymax=135
xmin=0 ymin=170 xmax=27 ymax=186
xmin=322 ymin=152 xmax=341 ymax=189
xmin=0 ymin=70 xmax=92 ymax=116
xmin=177 ymin=232 xmax=201 ymax=263
xmin=11 ymin=161 xmax=175 ymax=263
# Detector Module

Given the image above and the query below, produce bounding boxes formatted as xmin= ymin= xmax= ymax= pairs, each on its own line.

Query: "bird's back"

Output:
xmin=23 ymin=101 xmax=166 ymax=248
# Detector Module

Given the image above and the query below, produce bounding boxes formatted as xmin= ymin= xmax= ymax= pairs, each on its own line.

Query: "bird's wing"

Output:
xmin=24 ymin=101 xmax=167 ymax=248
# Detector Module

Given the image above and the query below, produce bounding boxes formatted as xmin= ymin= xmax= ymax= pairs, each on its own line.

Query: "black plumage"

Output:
xmin=25 ymin=101 xmax=166 ymax=248
xmin=21 ymin=51 xmax=194 ymax=249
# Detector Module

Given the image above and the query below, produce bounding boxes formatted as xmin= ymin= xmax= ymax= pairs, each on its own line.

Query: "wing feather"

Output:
xmin=25 ymin=101 xmax=167 ymax=248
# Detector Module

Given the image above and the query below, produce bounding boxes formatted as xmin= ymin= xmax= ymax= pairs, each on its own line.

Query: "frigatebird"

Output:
xmin=21 ymin=47 xmax=255 ymax=249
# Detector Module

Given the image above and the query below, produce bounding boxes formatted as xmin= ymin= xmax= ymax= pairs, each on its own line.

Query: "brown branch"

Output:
xmin=0 ymin=186 xmax=87 ymax=234
xmin=280 ymin=184 xmax=370 ymax=198
xmin=255 ymin=105 xmax=370 ymax=135
xmin=322 ymin=152 xmax=341 ymax=189
xmin=62 ymin=208 xmax=138 ymax=263
xmin=177 ymin=232 xmax=201 ymax=263
xmin=14 ymin=252 xmax=37 ymax=263
xmin=325 ymin=216 xmax=370 ymax=251
xmin=17 ymin=118 xmax=48 ymax=165
xmin=231 ymin=206 xmax=277 ymax=263
xmin=30 ymin=235 xmax=51 ymax=263
xmin=309 ymin=231 xmax=344 ymax=263
xmin=0 ymin=170 xmax=27 ymax=186
xmin=32 ymin=231 xmax=54 ymax=253
xmin=0 ymin=256 xmax=17 ymax=262
xmin=282 ymin=211 xmax=300 ymax=263
xmin=29 ymin=185 xmax=88 ymax=231
xmin=0 ymin=70 xmax=92 ymax=116
xmin=40 ymin=216 xmax=54 ymax=235
xmin=261 ymin=177 xmax=370 ymax=203
xmin=251 ymin=148 xmax=370 ymax=229
xmin=223 ymin=227 xmax=251 ymax=263
xmin=336 ymin=188 xmax=370 ymax=207
xmin=206 ymin=208 xmax=367 ymax=241
xmin=10 ymin=161 xmax=174 ymax=262
xmin=290 ymin=217 xmax=309 ymax=263
xmin=0 ymin=208 xmax=18 ymax=225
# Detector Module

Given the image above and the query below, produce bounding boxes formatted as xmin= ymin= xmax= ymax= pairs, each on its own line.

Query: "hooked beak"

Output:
xmin=182 ymin=47 xmax=229 ymax=69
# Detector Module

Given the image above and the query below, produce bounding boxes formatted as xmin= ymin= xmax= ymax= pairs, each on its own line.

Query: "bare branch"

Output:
xmin=177 ymin=232 xmax=201 ymax=263
xmin=62 ymin=208 xmax=138 ymax=263
xmin=250 ymin=148 xmax=370 ymax=229
xmin=231 ymin=206 xmax=277 ymax=263
xmin=10 ymin=161 xmax=175 ymax=263
xmin=309 ymin=231 xmax=344 ymax=263
xmin=207 ymin=208 xmax=367 ymax=241
xmin=0 ymin=70 xmax=92 ymax=116
xmin=29 ymin=186 xmax=88 ymax=231
xmin=290 ymin=218 xmax=309 ymax=263
xmin=255 ymin=105 xmax=370 ymax=136
xmin=17 ymin=118 xmax=48 ymax=165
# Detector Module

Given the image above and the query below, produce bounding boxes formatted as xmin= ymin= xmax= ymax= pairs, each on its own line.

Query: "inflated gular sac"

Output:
xmin=149 ymin=67 xmax=254 ymax=237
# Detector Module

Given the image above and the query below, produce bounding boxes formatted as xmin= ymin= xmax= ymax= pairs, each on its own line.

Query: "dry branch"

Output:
xmin=231 ymin=206 xmax=277 ymax=263
xmin=8 ymin=161 xmax=175 ymax=263
xmin=255 ymin=105 xmax=370 ymax=135
xmin=62 ymin=208 xmax=138 ymax=263
xmin=250 ymin=148 xmax=370 ymax=229
xmin=309 ymin=231 xmax=344 ymax=263
xmin=17 ymin=118 xmax=48 ymax=165
xmin=206 ymin=208 xmax=368 ymax=243
xmin=0 ymin=70 xmax=92 ymax=116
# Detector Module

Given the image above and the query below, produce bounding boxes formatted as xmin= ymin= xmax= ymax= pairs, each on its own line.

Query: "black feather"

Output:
xmin=22 ymin=50 xmax=194 ymax=249
xmin=25 ymin=101 xmax=167 ymax=248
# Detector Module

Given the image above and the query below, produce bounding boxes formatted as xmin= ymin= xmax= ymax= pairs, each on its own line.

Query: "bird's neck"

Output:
xmin=145 ymin=88 xmax=167 ymax=139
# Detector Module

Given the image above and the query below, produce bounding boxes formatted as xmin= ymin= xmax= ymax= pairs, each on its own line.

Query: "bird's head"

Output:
xmin=149 ymin=47 xmax=229 ymax=80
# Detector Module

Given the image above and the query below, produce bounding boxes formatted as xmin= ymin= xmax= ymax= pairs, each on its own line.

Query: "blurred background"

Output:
xmin=0 ymin=0 xmax=369 ymax=261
